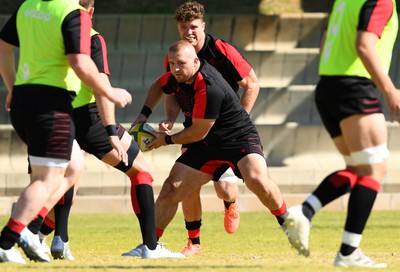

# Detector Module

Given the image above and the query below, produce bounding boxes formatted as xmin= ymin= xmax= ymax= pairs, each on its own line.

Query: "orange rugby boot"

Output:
xmin=224 ymin=202 xmax=240 ymax=234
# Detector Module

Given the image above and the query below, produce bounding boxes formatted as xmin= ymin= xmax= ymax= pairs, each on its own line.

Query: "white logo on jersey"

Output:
xmin=322 ymin=1 xmax=346 ymax=63
xmin=21 ymin=63 xmax=30 ymax=80
xmin=24 ymin=9 xmax=51 ymax=22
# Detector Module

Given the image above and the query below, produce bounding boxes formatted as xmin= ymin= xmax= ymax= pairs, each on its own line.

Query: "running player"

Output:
xmin=148 ymin=40 xmax=309 ymax=257
xmin=287 ymin=0 xmax=400 ymax=268
xmin=0 ymin=0 xmax=131 ymax=264
xmin=34 ymin=0 xmax=184 ymax=260
xmin=128 ymin=0 xmax=259 ymax=256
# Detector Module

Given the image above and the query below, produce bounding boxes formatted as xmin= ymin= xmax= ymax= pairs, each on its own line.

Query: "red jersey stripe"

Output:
xmin=214 ymin=39 xmax=252 ymax=79
xmin=366 ymin=0 xmax=393 ymax=38
xmin=79 ymin=10 xmax=92 ymax=55
xmin=193 ymin=73 xmax=207 ymax=119
xmin=97 ymin=34 xmax=110 ymax=76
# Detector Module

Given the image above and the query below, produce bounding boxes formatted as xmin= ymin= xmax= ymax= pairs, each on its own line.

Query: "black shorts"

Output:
xmin=10 ymin=88 xmax=75 ymax=160
xmin=73 ymin=103 xmax=127 ymax=160
xmin=176 ymin=136 xmax=264 ymax=181
xmin=315 ymin=76 xmax=383 ymax=138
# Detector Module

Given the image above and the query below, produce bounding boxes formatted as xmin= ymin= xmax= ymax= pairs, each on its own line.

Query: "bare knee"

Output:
xmin=65 ymin=149 xmax=84 ymax=187
xmin=157 ymin=178 xmax=184 ymax=204
xmin=245 ymin=175 xmax=273 ymax=195
xmin=355 ymin=163 xmax=387 ymax=182
xmin=214 ymin=181 xmax=238 ymax=202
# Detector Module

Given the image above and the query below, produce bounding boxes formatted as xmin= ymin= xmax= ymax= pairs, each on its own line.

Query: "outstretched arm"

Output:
xmin=159 ymin=94 xmax=180 ymax=133
xmin=94 ymin=73 xmax=128 ymax=165
xmin=0 ymin=39 xmax=16 ymax=111
xmin=238 ymin=68 xmax=259 ymax=113
xmin=356 ymin=31 xmax=400 ymax=122
xmin=131 ymin=77 xmax=165 ymax=127
xmin=148 ymin=118 xmax=215 ymax=149
xmin=68 ymin=53 xmax=132 ymax=108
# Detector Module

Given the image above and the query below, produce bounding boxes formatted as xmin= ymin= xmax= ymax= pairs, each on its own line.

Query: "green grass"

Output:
xmin=0 ymin=211 xmax=399 ymax=271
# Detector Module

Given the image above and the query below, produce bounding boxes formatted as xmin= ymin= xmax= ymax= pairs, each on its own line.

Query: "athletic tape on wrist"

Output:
xmin=140 ymin=105 xmax=152 ymax=118
xmin=165 ymin=135 xmax=174 ymax=145
xmin=105 ymin=125 xmax=118 ymax=136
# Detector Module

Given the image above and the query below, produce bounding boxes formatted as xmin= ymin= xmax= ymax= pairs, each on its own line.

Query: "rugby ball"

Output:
xmin=129 ymin=123 xmax=157 ymax=152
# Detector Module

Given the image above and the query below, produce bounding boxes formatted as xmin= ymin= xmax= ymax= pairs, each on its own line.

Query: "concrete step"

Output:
xmin=104 ymin=49 xmax=320 ymax=90
xmin=2 ymin=123 xmax=400 ymax=192
xmin=87 ymin=14 xmax=329 ymax=52
xmin=111 ymin=85 xmax=322 ymax=125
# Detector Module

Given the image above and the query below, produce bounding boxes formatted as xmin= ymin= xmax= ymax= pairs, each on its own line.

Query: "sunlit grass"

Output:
xmin=0 ymin=211 xmax=399 ymax=271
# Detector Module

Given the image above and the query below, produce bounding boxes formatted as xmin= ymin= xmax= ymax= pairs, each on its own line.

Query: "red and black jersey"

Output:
xmin=63 ymin=10 xmax=92 ymax=55
xmin=0 ymin=8 xmax=91 ymax=55
xmin=91 ymin=34 xmax=110 ymax=76
xmin=197 ymin=34 xmax=252 ymax=92
xmin=358 ymin=0 xmax=394 ymax=37
xmin=164 ymin=34 xmax=252 ymax=93
xmin=71 ymin=32 xmax=110 ymax=112
xmin=160 ymin=60 xmax=258 ymax=148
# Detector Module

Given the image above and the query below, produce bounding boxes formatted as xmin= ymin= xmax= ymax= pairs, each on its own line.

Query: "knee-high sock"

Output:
xmin=130 ymin=172 xmax=157 ymax=250
xmin=303 ymin=169 xmax=357 ymax=220
xmin=340 ymin=176 xmax=380 ymax=255
xmin=54 ymin=186 xmax=74 ymax=243
xmin=40 ymin=216 xmax=55 ymax=236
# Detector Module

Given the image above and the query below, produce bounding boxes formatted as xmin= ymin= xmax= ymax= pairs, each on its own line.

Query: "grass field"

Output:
xmin=0 ymin=211 xmax=399 ymax=271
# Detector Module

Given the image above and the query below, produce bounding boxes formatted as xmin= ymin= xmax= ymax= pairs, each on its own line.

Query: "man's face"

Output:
xmin=177 ymin=19 xmax=205 ymax=51
xmin=168 ymin=47 xmax=198 ymax=84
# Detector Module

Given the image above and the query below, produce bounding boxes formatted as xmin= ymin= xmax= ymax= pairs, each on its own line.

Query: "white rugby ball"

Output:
xmin=129 ymin=123 xmax=157 ymax=152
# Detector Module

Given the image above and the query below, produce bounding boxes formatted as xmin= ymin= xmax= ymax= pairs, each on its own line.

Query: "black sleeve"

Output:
xmin=91 ymin=34 xmax=109 ymax=75
xmin=0 ymin=11 xmax=19 ymax=46
xmin=62 ymin=9 xmax=92 ymax=55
